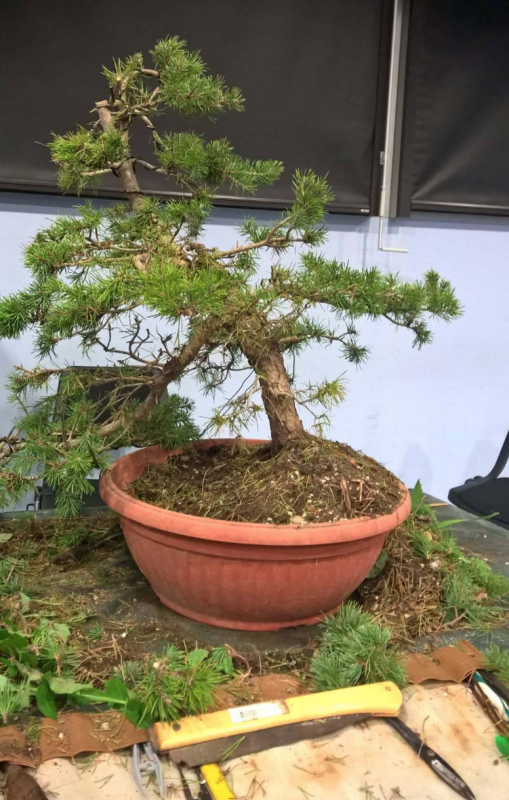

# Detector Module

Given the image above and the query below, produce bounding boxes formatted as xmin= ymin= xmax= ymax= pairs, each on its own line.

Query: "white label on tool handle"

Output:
xmin=228 ymin=701 xmax=288 ymax=724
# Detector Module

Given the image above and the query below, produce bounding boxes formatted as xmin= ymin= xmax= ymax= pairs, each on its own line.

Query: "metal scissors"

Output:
xmin=177 ymin=763 xmax=211 ymax=800
xmin=385 ymin=716 xmax=475 ymax=800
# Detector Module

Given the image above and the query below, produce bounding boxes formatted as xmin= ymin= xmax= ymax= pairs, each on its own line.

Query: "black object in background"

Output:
xmin=448 ymin=431 xmax=509 ymax=531
xmin=399 ymin=0 xmax=509 ymax=216
xmin=0 ymin=0 xmax=391 ymax=214
xmin=34 ymin=367 xmax=168 ymax=512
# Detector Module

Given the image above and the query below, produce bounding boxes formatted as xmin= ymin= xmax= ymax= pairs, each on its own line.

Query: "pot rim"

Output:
xmin=99 ymin=439 xmax=411 ymax=547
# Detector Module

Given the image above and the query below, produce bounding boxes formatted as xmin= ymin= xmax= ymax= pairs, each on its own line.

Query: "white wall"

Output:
xmin=1 ymin=191 xmax=508 ymax=501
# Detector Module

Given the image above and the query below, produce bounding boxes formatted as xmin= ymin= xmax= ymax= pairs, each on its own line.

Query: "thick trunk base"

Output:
xmin=244 ymin=347 xmax=305 ymax=454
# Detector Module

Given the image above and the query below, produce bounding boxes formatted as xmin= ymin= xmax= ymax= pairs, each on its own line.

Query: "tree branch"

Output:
xmin=216 ymin=217 xmax=292 ymax=259
xmin=94 ymin=100 xmax=145 ymax=211
xmin=382 ymin=312 xmax=416 ymax=330
xmin=97 ymin=316 xmax=221 ymax=437
xmin=134 ymin=113 xmax=164 ymax=147
xmin=82 ymin=167 xmax=117 ymax=178
xmin=134 ymin=159 xmax=167 ymax=175
xmin=277 ymin=332 xmax=350 ymax=345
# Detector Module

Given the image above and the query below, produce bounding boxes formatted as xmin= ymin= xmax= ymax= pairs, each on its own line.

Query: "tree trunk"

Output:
xmin=245 ymin=346 xmax=305 ymax=454
xmin=95 ymin=100 xmax=145 ymax=212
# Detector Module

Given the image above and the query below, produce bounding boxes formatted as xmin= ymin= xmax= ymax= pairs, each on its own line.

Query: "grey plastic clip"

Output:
xmin=132 ymin=742 xmax=165 ymax=797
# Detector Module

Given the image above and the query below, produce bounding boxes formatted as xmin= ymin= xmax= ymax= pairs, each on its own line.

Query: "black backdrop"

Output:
xmin=399 ymin=0 xmax=509 ymax=215
xmin=0 ymin=0 xmax=391 ymax=213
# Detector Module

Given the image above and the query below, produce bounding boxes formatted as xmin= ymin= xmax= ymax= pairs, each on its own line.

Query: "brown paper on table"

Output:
xmin=406 ymin=639 xmax=485 ymax=684
xmin=0 ymin=710 xmax=148 ymax=767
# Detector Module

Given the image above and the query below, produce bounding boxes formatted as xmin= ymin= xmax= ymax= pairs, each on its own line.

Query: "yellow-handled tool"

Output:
xmin=157 ymin=683 xmax=402 ymax=800
xmin=200 ymin=763 xmax=236 ymax=800
xmin=154 ymin=681 xmax=401 ymax=751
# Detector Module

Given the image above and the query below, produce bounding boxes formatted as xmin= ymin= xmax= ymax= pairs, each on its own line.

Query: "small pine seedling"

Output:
xmin=311 ymin=602 xmax=407 ymax=691
xmin=483 ymin=644 xmax=509 ymax=685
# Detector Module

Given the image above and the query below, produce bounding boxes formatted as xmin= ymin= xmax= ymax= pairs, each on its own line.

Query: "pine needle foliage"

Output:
xmin=118 ymin=645 xmax=234 ymax=726
xmin=311 ymin=603 xmax=407 ymax=690
xmin=483 ymin=645 xmax=509 ymax=685
xmin=0 ymin=680 xmax=29 ymax=725
xmin=0 ymin=37 xmax=461 ymax=514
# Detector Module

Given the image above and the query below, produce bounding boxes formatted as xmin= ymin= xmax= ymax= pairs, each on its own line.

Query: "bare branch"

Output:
xmin=134 ymin=113 xmax=164 ymax=147
xmin=82 ymin=167 xmax=117 ymax=178
xmin=134 ymin=159 xmax=167 ymax=175
xmin=97 ymin=316 xmax=221 ymax=437
xmin=216 ymin=216 xmax=292 ymax=259
xmin=277 ymin=332 xmax=350 ymax=345
xmin=382 ymin=312 xmax=416 ymax=330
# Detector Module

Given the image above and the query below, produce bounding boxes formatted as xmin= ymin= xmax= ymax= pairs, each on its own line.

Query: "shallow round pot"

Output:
xmin=100 ymin=439 xmax=411 ymax=631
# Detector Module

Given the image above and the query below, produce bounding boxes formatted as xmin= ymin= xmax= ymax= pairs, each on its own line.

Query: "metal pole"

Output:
xmin=378 ymin=0 xmax=408 ymax=253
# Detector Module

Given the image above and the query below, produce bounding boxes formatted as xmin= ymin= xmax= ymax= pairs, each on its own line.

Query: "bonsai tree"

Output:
xmin=0 ymin=37 xmax=461 ymax=516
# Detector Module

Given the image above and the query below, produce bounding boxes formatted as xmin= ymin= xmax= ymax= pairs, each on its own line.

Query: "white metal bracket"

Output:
xmin=378 ymin=0 xmax=408 ymax=254
xmin=378 ymin=216 xmax=408 ymax=254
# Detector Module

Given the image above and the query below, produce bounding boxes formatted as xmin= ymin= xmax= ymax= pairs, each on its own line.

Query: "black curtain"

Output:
xmin=0 ymin=0 xmax=389 ymax=213
xmin=400 ymin=0 xmax=509 ymax=215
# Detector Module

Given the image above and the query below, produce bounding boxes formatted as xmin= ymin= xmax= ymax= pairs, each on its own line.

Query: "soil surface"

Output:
xmin=358 ymin=521 xmax=446 ymax=641
xmin=2 ymin=502 xmax=503 ymax=695
xmin=129 ymin=439 xmax=403 ymax=524
xmin=0 ymin=514 xmax=315 ymax=685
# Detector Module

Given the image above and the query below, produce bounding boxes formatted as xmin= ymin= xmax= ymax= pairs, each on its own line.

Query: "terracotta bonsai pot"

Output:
xmin=100 ymin=439 xmax=411 ymax=631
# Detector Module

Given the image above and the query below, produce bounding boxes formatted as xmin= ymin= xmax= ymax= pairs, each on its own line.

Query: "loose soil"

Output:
xmin=3 ymin=508 xmax=508 ymax=765
xmin=0 ymin=514 xmax=314 ymax=685
xmin=358 ymin=513 xmax=509 ymax=643
xmin=358 ymin=522 xmax=447 ymax=642
xmin=1 ymin=507 xmax=504 ymax=690
xmin=129 ymin=439 xmax=403 ymax=524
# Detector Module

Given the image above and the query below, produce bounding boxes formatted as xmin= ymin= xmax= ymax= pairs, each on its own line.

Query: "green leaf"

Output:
xmin=13 ymin=659 xmax=43 ymax=682
xmin=36 ymin=680 xmax=57 ymax=720
xmin=73 ymin=688 xmax=109 ymax=705
xmin=410 ymin=480 xmax=424 ymax=513
xmin=17 ymin=681 xmax=31 ymax=711
xmin=123 ymin=698 xmax=150 ymax=728
xmin=433 ymin=511 xmax=497 ymax=532
xmin=104 ymin=677 xmax=129 ymax=704
xmin=0 ymin=633 xmax=28 ymax=653
xmin=366 ymin=549 xmax=388 ymax=579
xmin=49 ymin=676 xmax=89 ymax=695
xmin=0 ymin=674 xmax=9 ymax=689
xmin=210 ymin=647 xmax=235 ymax=677
xmin=0 ymin=533 xmax=13 ymax=543
xmin=19 ymin=592 xmax=30 ymax=609
xmin=52 ymin=622 xmax=71 ymax=641
xmin=432 ymin=518 xmax=465 ymax=531
xmin=73 ymin=686 xmax=127 ymax=705
xmin=2 ymin=661 xmax=18 ymax=677
xmin=20 ymin=650 xmax=39 ymax=668
xmin=188 ymin=648 xmax=208 ymax=668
